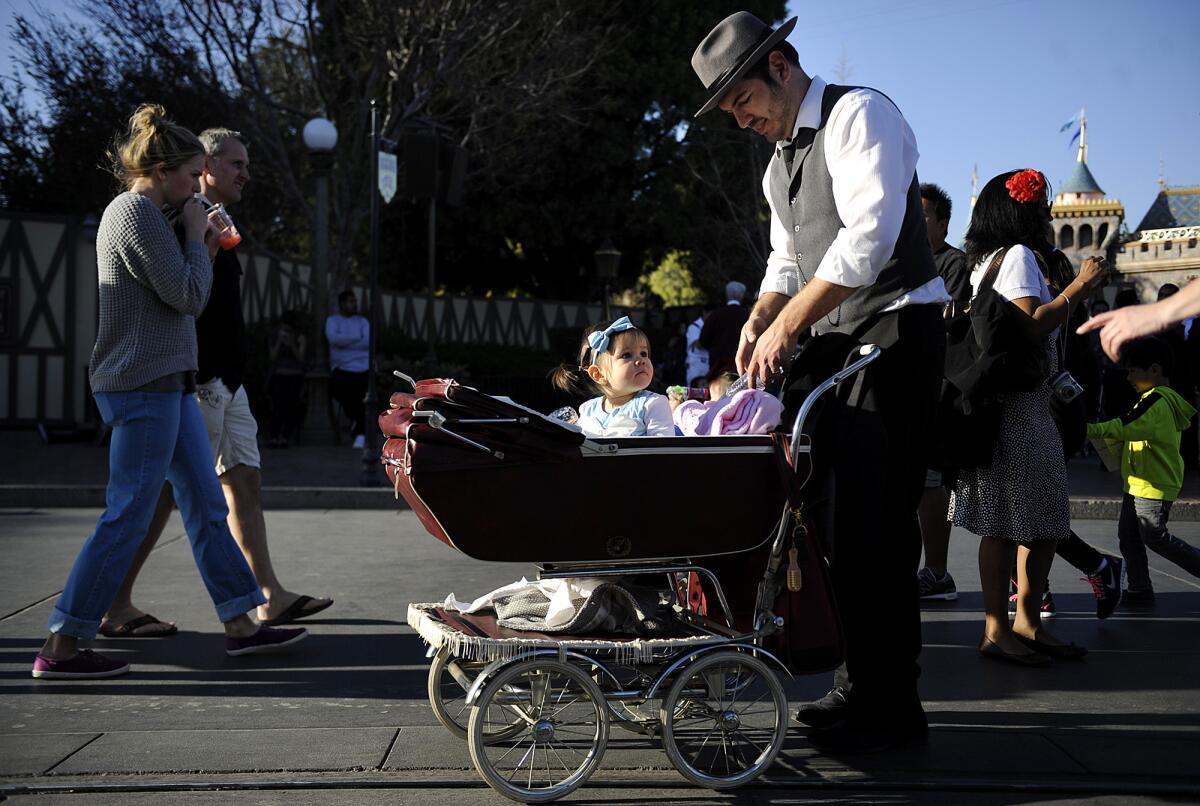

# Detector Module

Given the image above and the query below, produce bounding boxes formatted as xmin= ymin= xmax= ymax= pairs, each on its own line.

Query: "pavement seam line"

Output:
xmin=378 ymin=727 xmax=402 ymax=770
xmin=1149 ymin=564 xmax=1200 ymax=590
xmin=41 ymin=733 xmax=105 ymax=776
xmin=3 ymin=775 xmax=1200 ymax=797
xmin=1 ymin=591 xmax=63 ymax=623
xmin=0 ymin=532 xmax=188 ymax=623
xmin=1039 ymin=733 xmax=1092 ymax=775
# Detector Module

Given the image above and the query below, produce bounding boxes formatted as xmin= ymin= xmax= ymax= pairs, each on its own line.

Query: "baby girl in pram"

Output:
xmin=551 ymin=316 xmax=781 ymax=437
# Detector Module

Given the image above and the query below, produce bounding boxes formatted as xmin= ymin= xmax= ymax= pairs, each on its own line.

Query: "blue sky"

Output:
xmin=783 ymin=0 xmax=1200 ymax=236
xmin=4 ymin=0 xmax=1199 ymax=236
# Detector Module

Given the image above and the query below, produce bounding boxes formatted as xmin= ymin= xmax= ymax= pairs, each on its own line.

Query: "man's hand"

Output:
xmin=736 ymin=292 xmax=789 ymax=375
xmin=1077 ymin=304 xmax=1171 ymax=362
xmin=744 ymin=315 xmax=801 ymax=389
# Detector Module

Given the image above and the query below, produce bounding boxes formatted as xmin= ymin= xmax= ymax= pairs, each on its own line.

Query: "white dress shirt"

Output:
xmin=759 ymin=75 xmax=948 ymax=309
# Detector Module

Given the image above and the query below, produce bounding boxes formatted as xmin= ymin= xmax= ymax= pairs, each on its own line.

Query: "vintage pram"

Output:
xmin=381 ymin=346 xmax=881 ymax=803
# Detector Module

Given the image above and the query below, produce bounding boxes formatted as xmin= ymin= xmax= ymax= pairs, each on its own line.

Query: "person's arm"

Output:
xmin=642 ymin=395 xmax=676 ymax=436
xmin=118 ymin=196 xmax=213 ymax=317
xmin=736 ymin=292 xmax=791 ymax=376
xmin=1087 ymin=392 xmax=1169 ymax=441
xmin=1079 ymin=280 xmax=1200 ymax=361
xmin=742 ymin=91 xmax=914 ymax=387
xmin=814 ymin=90 xmax=918 ymax=291
xmin=743 ymin=280 xmax=857 ymax=388
xmin=326 ymin=316 xmax=357 ymax=348
xmin=1003 ymin=248 xmax=1106 ymax=336
xmin=351 ymin=317 xmax=371 ymax=351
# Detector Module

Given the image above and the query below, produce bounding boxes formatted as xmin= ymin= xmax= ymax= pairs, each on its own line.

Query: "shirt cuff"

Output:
xmin=759 ymin=261 xmax=801 ymax=298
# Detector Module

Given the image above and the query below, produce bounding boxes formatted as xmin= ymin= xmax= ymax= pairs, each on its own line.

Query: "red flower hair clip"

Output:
xmin=1006 ymin=169 xmax=1047 ymax=204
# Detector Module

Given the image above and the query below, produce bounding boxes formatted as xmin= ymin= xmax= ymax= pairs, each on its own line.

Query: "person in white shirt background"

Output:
xmin=326 ymin=291 xmax=371 ymax=449
xmin=691 ymin=11 xmax=947 ymax=753
xmin=685 ymin=311 xmax=710 ymax=387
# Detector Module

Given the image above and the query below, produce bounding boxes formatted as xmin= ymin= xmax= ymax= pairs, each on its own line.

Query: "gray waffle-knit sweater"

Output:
xmin=90 ymin=192 xmax=213 ymax=392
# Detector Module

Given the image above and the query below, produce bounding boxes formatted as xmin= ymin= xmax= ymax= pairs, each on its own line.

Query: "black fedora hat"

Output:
xmin=692 ymin=12 xmax=798 ymax=117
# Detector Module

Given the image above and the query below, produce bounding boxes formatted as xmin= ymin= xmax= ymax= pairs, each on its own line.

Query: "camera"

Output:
xmin=1050 ymin=370 xmax=1084 ymax=403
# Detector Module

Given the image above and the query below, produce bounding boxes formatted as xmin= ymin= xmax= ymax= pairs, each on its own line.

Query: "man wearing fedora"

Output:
xmin=692 ymin=12 xmax=948 ymax=753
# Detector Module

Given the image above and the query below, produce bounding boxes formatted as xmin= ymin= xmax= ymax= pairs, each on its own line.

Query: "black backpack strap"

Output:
xmin=976 ymin=247 xmax=1010 ymax=295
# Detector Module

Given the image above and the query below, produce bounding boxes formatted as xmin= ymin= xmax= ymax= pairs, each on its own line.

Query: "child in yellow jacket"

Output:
xmin=1087 ymin=337 xmax=1200 ymax=605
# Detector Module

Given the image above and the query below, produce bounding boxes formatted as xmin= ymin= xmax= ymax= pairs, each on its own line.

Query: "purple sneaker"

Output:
xmin=226 ymin=626 xmax=307 ymax=657
xmin=32 ymin=649 xmax=130 ymax=679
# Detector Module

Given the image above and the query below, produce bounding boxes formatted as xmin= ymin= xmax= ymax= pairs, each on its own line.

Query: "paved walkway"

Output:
xmin=3 ymin=429 xmax=1199 ymax=517
xmin=0 ymin=507 xmax=1197 ymax=802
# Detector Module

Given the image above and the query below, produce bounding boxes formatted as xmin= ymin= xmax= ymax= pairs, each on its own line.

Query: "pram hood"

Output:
xmin=380 ymin=379 xmax=787 ymax=563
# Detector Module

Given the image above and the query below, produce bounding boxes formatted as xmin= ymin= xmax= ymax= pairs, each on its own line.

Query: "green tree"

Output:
xmin=643 ymin=250 xmax=706 ymax=307
xmin=1 ymin=0 xmax=787 ymax=305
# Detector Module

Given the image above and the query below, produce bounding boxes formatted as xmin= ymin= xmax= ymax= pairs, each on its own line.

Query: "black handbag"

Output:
xmin=940 ymin=247 xmax=1051 ymax=470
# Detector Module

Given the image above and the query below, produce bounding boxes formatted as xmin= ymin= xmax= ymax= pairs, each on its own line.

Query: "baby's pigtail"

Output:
xmin=549 ymin=363 xmax=598 ymax=398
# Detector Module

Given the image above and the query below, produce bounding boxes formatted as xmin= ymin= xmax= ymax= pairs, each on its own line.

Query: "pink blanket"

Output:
xmin=673 ymin=389 xmax=784 ymax=436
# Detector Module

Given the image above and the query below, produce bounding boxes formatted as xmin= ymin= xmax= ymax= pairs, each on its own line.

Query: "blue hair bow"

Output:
xmin=587 ymin=316 xmax=636 ymax=358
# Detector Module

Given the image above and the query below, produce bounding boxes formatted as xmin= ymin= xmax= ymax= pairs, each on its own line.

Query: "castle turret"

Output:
xmin=1050 ymin=111 xmax=1124 ymax=270
xmin=1115 ymin=183 xmax=1200 ymax=301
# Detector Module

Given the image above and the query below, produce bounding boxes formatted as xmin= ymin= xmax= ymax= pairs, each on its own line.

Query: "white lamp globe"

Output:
xmin=302 ymin=117 xmax=338 ymax=152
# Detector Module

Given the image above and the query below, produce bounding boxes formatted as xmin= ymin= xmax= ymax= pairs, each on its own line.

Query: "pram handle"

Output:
xmin=787 ymin=343 xmax=882 ymax=465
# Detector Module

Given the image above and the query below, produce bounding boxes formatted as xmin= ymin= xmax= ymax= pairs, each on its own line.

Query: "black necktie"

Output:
xmin=782 ymin=128 xmax=816 ymax=172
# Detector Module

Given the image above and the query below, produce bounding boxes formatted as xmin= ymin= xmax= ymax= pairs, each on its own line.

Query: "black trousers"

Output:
xmin=330 ymin=368 xmax=368 ymax=437
xmin=788 ymin=305 xmax=945 ymax=722
xmin=267 ymin=373 xmax=306 ymax=441
xmin=1056 ymin=531 xmax=1103 ymax=574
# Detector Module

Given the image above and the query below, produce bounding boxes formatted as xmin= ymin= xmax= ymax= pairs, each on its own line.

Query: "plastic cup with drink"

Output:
xmin=208 ymin=203 xmax=242 ymax=250
xmin=195 ymin=193 xmax=241 ymax=250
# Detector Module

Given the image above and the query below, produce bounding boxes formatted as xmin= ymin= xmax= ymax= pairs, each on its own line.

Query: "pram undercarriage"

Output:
xmin=384 ymin=347 xmax=881 ymax=802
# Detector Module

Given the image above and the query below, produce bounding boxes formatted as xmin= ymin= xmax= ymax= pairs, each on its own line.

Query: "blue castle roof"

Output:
xmin=1060 ymin=160 xmax=1104 ymax=195
xmin=1135 ymin=188 xmax=1200 ymax=233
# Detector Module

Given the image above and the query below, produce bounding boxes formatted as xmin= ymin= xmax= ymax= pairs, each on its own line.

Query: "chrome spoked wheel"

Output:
xmin=468 ymin=659 xmax=608 ymax=803
xmin=427 ymin=651 xmax=525 ymax=743
xmin=660 ymin=651 xmax=787 ymax=789
xmin=593 ymin=661 xmax=661 ymax=736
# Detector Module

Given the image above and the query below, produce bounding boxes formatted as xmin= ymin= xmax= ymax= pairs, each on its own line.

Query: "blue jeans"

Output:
xmin=49 ymin=390 xmax=265 ymax=639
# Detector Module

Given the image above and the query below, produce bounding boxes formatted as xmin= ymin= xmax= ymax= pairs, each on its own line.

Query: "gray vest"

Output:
xmin=767 ymin=83 xmax=936 ymax=336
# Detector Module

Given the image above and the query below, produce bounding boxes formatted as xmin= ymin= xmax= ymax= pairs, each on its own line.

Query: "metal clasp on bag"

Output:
xmin=411 ymin=410 xmax=505 ymax=460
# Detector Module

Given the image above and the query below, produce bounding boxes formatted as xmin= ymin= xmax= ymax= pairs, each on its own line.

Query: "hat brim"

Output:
xmin=695 ymin=16 xmax=798 ymax=117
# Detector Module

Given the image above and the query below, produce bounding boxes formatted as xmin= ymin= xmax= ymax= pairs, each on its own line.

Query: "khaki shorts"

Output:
xmin=195 ymin=378 xmax=261 ymax=476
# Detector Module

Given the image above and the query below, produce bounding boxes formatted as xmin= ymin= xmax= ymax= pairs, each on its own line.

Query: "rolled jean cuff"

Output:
xmin=47 ymin=607 xmax=103 ymax=641
xmin=215 ymin=588 xmax=268 ymax=623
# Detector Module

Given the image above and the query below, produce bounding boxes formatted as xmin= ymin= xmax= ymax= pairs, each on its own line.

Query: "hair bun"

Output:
xmin=130 ymin=103 xmax=169 ymax=134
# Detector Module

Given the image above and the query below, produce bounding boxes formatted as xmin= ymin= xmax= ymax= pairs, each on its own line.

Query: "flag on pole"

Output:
xmin=1061 ymin=108 xmax=1083 ymax=148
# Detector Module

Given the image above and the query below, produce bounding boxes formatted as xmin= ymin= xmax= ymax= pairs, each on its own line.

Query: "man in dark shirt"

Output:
xmin=915 ymin=183 xmax=964 ymax=603
xmin=921 ymin=183 xmax=968 ymax=306
xmin=101 ymin=128 xmax=332 ymax=637
xmin=699 ymin=281 xmax=750 ymax=376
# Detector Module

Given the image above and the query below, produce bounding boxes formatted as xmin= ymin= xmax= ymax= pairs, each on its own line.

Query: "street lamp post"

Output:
xmin=594 ymin=239 xmax=621 ymax=322
xmin=302 ymin=117 xmax=338 ymax=369
xmin=361 ymin=100 xmax=383 ymax=486
xmin=302 ymin=116 xmax=337 ymax=443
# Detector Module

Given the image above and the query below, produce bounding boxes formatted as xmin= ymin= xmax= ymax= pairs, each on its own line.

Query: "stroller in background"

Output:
xmin=381 ymin=345 xmax=881 ymax=803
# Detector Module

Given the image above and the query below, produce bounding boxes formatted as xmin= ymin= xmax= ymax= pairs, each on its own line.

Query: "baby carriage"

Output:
xmin=382 ymin=346 xmax=881 ymax=803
